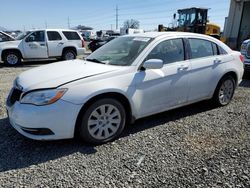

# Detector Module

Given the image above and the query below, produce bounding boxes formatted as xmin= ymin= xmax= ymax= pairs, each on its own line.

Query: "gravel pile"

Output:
xmin=0 ymin=62 xmax=249 ymax=187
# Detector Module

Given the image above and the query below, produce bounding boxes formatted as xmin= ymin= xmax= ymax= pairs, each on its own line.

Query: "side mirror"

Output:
xmin=143 ymin=59 xmax=163 ymax=69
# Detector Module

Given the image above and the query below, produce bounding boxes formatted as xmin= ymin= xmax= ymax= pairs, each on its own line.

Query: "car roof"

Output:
xmin=127 ymin=31 xmax=232 ymax=53
xmin=28 ymin=29 xmax=80 ymax=32
xmin=128 ymin=31 xmax=214 ymax=39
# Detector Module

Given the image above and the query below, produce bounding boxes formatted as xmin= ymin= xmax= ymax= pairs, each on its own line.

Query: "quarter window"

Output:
xmin=218 ymin=46 xmax=228 ymax=55
xmin=47 ymin=31 xmax=62 ymax=41
xmin=62 ymin=31 xmax=81 ymax=40
xmin=146 ymin=38 xmax=185 ymax=64
xmin=188 ymin=38 xmax=213 ymax=59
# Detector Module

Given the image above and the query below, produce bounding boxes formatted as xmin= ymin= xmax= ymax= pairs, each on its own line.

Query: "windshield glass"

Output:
xmin=87 ymin=36 xmax=152 ymax=66
xmin=16 ymin=31 xmax=31 ymax=40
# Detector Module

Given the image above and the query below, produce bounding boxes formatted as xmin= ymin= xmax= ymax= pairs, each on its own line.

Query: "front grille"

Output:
xmin=247 ymin=44 xmax=250 ymax=58
xmin=7 ymin=88 xmax=22 ymax=106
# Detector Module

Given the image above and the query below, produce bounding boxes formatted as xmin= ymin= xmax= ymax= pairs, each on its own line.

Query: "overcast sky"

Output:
xmin=0 ymin=0 xmax=230 ymax=31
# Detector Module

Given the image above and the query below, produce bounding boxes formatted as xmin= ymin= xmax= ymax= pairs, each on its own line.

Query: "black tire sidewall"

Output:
xmin=4 ymin=51 xmax=21 ymax=66
xmin=213 ymin=75 xmax=236 ymax=106
xmin=63 ymin=50 xmax=76 ymax=60
xmin=79 ymin=98 xmax=126 ymax=144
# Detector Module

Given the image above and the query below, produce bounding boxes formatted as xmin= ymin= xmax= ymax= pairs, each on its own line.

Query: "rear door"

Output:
xmin=187 ymin=38 xmax=229 ymax=102
xmin=22 ymin=30 xmax=48 ymax=59
xmin=46 ymin=31 xmax=64 ymax=57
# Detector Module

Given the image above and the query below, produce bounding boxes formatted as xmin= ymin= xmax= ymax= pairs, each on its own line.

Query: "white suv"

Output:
xmin=0 ymin=29 xmax=85 ymax=66
xmin=240 ymin=39 xmax=250 ymax=70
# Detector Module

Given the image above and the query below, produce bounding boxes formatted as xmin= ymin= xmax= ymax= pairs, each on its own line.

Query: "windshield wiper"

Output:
xmin=86 ymin=58 xmax=105 ymax=64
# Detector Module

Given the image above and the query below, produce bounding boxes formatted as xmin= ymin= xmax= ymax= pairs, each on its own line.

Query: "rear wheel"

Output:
xmin=213 ymin=75 xmax=236 ymax=106
xmin=3 ymin=51 xmax=21 ymax=66
xmin=62 ymin=50 xmax=76 ymax=60
xmin=79 ymin=98 xmax=126 ymax=144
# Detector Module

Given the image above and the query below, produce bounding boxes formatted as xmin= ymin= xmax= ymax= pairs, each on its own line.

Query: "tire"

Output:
xmin=212 ymin=75 xmax=236 ymax=106
xmin=3 ymin=51 xmax=21 ymax=66
xmin=79 ymin=98 xmax=126 ymax=144
xmin=62 ymin=50 xmax=76 ymax=60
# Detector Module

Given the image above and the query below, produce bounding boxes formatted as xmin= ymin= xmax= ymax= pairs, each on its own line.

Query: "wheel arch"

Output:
xmin=62 ymin=46 xmax=77 ymax=56
xmin=74 ymin=92 xmax=134 ymax=138
xmin=1 ymin=48 xmax=23 ymax=60
xmin=212 ymin=71 xmax=238 ymax=97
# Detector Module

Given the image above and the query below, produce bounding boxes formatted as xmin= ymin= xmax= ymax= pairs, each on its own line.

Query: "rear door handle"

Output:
xmin=40 ymin=43 xmax=45 ymax=46
xmin=214 ymin=58 xmax=222 ymax=64
xmin=178 ymin=65 xmax=189 ymax=71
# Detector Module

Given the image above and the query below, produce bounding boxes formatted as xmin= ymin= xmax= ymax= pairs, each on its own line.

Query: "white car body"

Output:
xmin=0 ymin=29 xmax=85 ymax=62
xmin=6 ymin=32 xmax=244 ymax=141
xmin=240 ymin=39 xmax=250 ymax=70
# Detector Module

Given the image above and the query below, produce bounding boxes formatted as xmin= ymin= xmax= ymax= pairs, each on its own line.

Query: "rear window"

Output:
xmin=62 ymin=31 xmax=81 ymax=40
xmin=47 ymin=31 xmax=62 ymax=41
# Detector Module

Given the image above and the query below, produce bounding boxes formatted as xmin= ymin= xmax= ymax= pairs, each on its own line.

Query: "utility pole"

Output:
xmin=116 ymin=5 xmax=118 ymax=30
xmin=45 ymin=21 xmax=47 ymax=29
xmin=111 ymin=24 xmax=113 ymax=30
xmin=68 ymin=16 xmax=70 ymax=29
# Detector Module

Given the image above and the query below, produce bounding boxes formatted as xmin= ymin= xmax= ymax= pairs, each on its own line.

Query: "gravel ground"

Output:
xmin=0 ymin=61 xmax=250 ymax=187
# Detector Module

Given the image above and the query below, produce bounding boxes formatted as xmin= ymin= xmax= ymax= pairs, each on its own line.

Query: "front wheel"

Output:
xmin=62 ymin=50 xmax=76 ymax=60
xmin=79 ymin=98 xmax=126 ymax=144
xmin=3 ymin=51 xmax=21 ymax=66
xmin=213 ymin=75 xmax=236 ymax=106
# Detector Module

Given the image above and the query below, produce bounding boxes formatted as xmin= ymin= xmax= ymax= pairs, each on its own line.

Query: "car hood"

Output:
xmin=0 ymin=40 xmax=20 ymax=47
xmin=16 ymin=60 xmax=122 ymax=91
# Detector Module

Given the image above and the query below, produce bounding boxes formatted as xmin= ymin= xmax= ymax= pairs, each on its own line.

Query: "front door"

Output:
xmin=133 ymin=38 xmax=190 ymax=117
xmin=22 ymin=30 xmax=48 ymax=59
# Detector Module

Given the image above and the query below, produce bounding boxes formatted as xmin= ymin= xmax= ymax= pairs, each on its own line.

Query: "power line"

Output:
xmin=67 ymin=16 xmax=70 ymax=29
xmin=116 ymin=5 xmax=119 ymax=30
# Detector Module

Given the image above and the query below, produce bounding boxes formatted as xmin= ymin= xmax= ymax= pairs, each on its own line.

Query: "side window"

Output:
xmin=62 ymin=31 xmax=81 ymax=40
xmin=188 ymin=38 xmax=213 ymax=59
xmin=47 ymin=31 xmax=62 ymax=41
xmin=26 ymin=31 xmax=45 ymax=42
xmin=145 ymin=38 xmax=184 ymax=64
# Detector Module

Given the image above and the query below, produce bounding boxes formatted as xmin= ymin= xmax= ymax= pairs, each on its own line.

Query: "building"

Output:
xmin=223 ymin=0 xmax=250 ymax=49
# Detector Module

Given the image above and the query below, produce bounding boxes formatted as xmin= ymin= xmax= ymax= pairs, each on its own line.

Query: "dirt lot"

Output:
xmin=0 ymin=61 xmax=250 ymax=187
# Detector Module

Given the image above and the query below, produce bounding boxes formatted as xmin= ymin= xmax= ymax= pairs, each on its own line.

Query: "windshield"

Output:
xmin=87 ymin=36 xmax=152 ymax=66
xmin=16 ymin=31 xmax=31 ymax=40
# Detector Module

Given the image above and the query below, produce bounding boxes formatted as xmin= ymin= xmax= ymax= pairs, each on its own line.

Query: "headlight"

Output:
xmin=20 ymin=88 xmax=67 ymax=106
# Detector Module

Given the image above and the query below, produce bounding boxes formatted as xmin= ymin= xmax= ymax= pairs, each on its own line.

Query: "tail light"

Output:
xmin=81 ymin=39 xmax=85 ymax=48
xmin=240 ymin=54 xmax=244 ymax=63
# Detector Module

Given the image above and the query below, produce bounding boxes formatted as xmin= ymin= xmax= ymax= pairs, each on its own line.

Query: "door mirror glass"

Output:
xmin=143 ymin=59 xmax=163 ymax=69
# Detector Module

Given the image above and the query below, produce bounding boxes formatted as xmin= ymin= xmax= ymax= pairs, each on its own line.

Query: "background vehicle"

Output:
xmin=88 ymin=36 xmax=117 ymax=52
xmin=0 ymin=29 xmax=85 ymax=66
xmin=158 ymin=7 xmax=221 ymax=39
xmin=241 ymin=39 xmax=250 ymax=70
xmin=6 ymin=32 xmax=244 ymax=144
xmin=0 ymin=31 xmax=15 ymax=42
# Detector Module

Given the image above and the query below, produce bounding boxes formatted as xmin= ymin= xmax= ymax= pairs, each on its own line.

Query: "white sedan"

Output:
xmin=6 ymin=32 xmax=244 ymax=144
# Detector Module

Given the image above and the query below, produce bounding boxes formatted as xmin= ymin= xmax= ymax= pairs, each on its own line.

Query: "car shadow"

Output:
xmin=0 ymin=117 xmax=97 ymax=172
xmin=122 ymin=100 xmax=216 ymax=138
xmin=0 ymin=60 xmax=57 ymax=68
xmin=0 ymin=100 xmax=217 ymax=172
